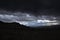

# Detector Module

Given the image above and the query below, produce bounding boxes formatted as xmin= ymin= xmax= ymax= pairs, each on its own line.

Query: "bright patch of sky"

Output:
xmin=0 ymin=10 xmax=60 ymax=27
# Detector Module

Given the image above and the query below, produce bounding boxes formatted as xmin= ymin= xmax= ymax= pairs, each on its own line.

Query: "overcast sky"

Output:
xmin=0 ymin=0 xmax=60 ymax=16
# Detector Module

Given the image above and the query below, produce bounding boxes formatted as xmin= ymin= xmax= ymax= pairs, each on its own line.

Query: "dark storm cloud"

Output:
xmin=0 ymin=0 xmax=60 ymax=16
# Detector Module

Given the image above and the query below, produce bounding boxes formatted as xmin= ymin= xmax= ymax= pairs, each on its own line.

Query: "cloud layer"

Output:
xmin=0 ymin=10 xmax=60 ymax=27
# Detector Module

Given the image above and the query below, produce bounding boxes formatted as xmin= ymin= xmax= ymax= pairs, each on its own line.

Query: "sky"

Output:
xmin=0 ymin=10 xmax=59 ymax=27
xmin=0 ymin=0 xmax=60 ymax=16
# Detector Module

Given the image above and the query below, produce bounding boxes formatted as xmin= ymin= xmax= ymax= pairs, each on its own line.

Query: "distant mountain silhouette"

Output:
xmin=0 ymin=21 xmax=60 ymax=40
xmin=0 ymin=21 xmax=60 ymax=31
xmin=0 ymin=21 xmax=26 ymax=29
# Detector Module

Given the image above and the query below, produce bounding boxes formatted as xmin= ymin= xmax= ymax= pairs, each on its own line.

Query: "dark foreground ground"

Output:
xmin=0 ymin=21 xmax=60 ymax=40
